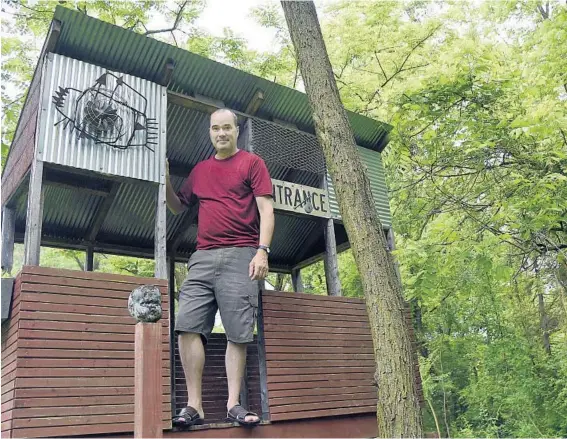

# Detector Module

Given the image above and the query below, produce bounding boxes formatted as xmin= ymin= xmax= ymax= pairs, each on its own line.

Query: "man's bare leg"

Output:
xmin=179 ymin=332 xmax=205 ymax=419
xmin=226 ymin=341 xmax=259 ymax=422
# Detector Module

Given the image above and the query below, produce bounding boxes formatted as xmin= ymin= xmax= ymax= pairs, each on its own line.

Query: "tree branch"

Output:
xmin=144 ymin=0 xmax=188 ymax=36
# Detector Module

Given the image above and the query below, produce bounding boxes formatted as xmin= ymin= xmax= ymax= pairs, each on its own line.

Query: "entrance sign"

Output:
xmin=271 ymin=179 xmax=330 ymax=218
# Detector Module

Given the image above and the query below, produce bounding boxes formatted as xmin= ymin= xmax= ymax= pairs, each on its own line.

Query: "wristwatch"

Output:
xmin=258 ymin=245 xmax=270 ymax=254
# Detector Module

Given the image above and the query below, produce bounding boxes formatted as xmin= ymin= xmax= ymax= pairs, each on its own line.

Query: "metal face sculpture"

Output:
xmin=52 ymin=72 xmax=158 ymax=151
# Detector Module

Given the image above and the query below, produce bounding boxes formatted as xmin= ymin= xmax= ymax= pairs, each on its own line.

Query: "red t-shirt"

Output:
xmin=177 ymin=150 xmax=272 ymax=250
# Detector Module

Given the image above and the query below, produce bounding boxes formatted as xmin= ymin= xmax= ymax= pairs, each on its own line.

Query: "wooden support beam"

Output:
xmin=1 ymin=207 xmax=16 ymax=274
xmin=45 ymin=19 xmax=61 ymax=53
xmin=244 ymin=89 xmax=265 ymax=116
xmin=167 ymin=255 xmax=177 ymax=417
xmin=134 ymin=322 xmax=163 ymax=438
xmin=323 ymin=219 xmax=342 ymax=296
xmin=168 ymin=91 xmax=224 ymax=115
xmin=85 ymin=246 xmax=94 ymax=271
xmin=155 ymin=183 xmax=167 ymax=279
xmin=256 ymin=289 xmax=270 ymax=421
xmin=86 ymin=182 xmax=120 ymax=242
xmin=160 ymin=59 xmax=175 ymax=87
xmin=291 ymin=268 xmax=304 ymax=292
xmin=23 ymin=159 xmax=45 ymax=266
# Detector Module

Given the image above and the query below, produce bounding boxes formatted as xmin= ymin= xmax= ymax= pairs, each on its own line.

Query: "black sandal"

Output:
xmin=173 ymin=406 xmax=204 ymax=429
xmin=227 ymin=404 xmax=261 ymax=427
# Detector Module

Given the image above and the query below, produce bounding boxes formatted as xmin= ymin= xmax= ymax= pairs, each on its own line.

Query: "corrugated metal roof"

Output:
xmin=51 ymin=6 xmax=392 ymax=152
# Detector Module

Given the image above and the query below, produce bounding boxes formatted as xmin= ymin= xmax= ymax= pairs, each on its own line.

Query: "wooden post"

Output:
xmin=23 ymin=159 xmax=45 ymax=266
xmin=85 ymin=246 xmax=94 ymax=271
xmin=323 ymin=218 xmax=342 ymax=296
xmin=155 ymin=182 xmax=167 ymax=279
xmin=134 ymin=322 xmax=163 ymax=438
xmin=167 ymin=255 xmax=177 ymax=416
xmin=1 ymin=207 xmax=16 ymax=274
xmin=256 ymin=289 xmax=270 ymax=421
xmin=291 ymin=268 xmax=304 ymax=292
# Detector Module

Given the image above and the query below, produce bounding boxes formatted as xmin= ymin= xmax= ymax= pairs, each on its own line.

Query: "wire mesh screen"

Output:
xmin=247 ymin=118 xmax=325 ymax=188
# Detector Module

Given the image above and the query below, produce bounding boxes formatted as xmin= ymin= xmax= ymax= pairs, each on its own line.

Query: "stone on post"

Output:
xmin=128 ymin=285 xmax=163 ymax=439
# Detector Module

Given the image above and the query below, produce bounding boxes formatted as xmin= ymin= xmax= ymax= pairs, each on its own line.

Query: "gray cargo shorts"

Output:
xmin=175 ymin=246 xmax=259 ymax=344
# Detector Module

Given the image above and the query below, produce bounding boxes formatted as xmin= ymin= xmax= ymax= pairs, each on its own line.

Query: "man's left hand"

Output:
xmin=249 ymin=250 xmax=269 ymax=280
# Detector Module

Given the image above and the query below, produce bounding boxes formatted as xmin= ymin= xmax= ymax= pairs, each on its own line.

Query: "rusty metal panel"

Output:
xmin=37 ymin=53 xmax=166 ymax=183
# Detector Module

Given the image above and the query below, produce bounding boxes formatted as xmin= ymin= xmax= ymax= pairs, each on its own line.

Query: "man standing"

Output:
xmin=166 ymin=108 xmax=274 ymax=428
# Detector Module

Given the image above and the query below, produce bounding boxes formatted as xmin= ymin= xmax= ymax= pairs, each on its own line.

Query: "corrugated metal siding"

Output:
xmin=327 ymin=146 xmax=392 ymax=228
xmin=52 ymin=6 xmax=391 ymax=152
xmin=37 ymin=53 xmax=166 ymax=183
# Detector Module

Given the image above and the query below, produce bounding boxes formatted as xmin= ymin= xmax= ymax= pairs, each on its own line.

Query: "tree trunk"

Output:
xmin=281 ymin=2 xmax=423 ymax=437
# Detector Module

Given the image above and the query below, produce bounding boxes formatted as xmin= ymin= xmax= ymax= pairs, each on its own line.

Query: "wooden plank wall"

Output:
xmin=173 ymin=333 xmax=261 ymax=422
xmin=262 ymin=291 xmax=377 ymax=422
xmin=262 ymin=291 xmax=424 ymax=422
xmin=1 ymin=59 xmax=42 ymax=206
xmin=0 ymin=266 xmax=171 ymax=438
xmin=1 ymin=273 xmax=23 ymax=438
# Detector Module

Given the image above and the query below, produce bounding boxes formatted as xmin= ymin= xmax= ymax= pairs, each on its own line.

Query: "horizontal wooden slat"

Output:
xmin=18 ymin=339 xmax=137 ymax=351
xmin=265 ymin=345 xmax=373 ymax=354
xmin=267 ymin=379 xmax=372 ymax=391
xmin=268 ymin=385 xmax=377 ymax=399
xmin=21 ymin=279 xmax=141 ymax=297
xmin=270 ymin=398 xmax=377 ymax=414
xmin=263 ymin=318 xmax=370 ymax=330
xmin=263 ymin=302 xmax=367 ymax=317
xmin=15 ymin=387 xmax=138 ymax=398
xmin=19 ymin=329 xmax=133 ymax=342
xmin=12 ymin=394 xmax=170 ymax=408
xmin=12 ymin=421 xmax=170 ymax=439
xmin=1 ymin=380 xmax=15 ymax=396
xmin=265 ymin=353 xmax=374 ymax=361
xmin=268 ymin=372 xmax=373 ymax=384
xmin=21 ymin=292 xmax=129 ymax=309
xmin=266 ymin=366 xmax=374 ymax=376
xmin=18 ymin=358 xmax=168 ymax=369
xmin=17 ymin=349 xmax=169 ymax=360
xmin=264 ymin=331 xmax=372 ymax=341
xmin=265 ymin=338 xmax=372 ymax=348
xmin=12 ymin=404 xmax=137 ymax=418
xmin=266 ymin=359 xmax=375 ymax=368
xmin=19 ymin=301 xmax=133 ymax=317
xmin=21 ymin=266 xmax=168 ymax=286
xmin=12 ymin=412 xmax=171 ymax=428
xmin=18 ymin=367 xmax=170 ymax=378
xmin=262 ymin=294 xmax=367 ymax=311
xmin=263 ymin=291 xmax=365 ymax=304
xmin=263 ymin=309 xmax=368 ymax=323
xmin=270 ymin=405 xmax=375 ymax=421
xmin=19 ymin=320 xmax=167 ymax=334
xmin=269 ymin=392 xmax=376 ymax=407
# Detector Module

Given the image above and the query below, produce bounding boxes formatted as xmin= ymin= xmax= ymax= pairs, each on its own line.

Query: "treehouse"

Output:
xmin=1 ymin=6 xmax=422 ymax=438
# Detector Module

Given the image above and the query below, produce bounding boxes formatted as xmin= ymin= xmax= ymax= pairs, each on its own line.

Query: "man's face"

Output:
xmin=210 ymin=110 xmax=239 ymax=154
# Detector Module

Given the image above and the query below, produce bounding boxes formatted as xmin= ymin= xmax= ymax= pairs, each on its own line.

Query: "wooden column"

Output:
xmin=256 ymin=289 xmax=270 ymax=421
xmin=291 ymin=268 xmax=304 ymax=292
xmin=154 ymin=182 xmax=167 ymax=279
xmin=134 ymin=322 xmax=163 ymax=438
xmin=323 ymin=218 xmax=342 ymax=296
xmin=23 ymin=159 xmax=45 ymax=266
xmin=1 ymin=207 xmax=16 ymax=274
xmin=85 ymin=246 xmax=94 ymax=271
xmin=167 ymin=255 xmax=177 ymax=416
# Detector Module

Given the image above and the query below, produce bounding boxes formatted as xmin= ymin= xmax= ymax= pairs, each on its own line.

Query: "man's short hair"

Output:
xmin=211 ymin=108 xmax=238 ymax=126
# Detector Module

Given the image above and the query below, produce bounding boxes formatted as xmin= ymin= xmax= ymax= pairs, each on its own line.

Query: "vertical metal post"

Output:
xmin=167 ymin=255 xmax=177 ymax=416
xmin=291 ymin=268 xmax=304 ymax=292
xmin=85 ymin=246 xmax=94 ymax=271
xmin=154 ymin=181 xmax=167 ymax=279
